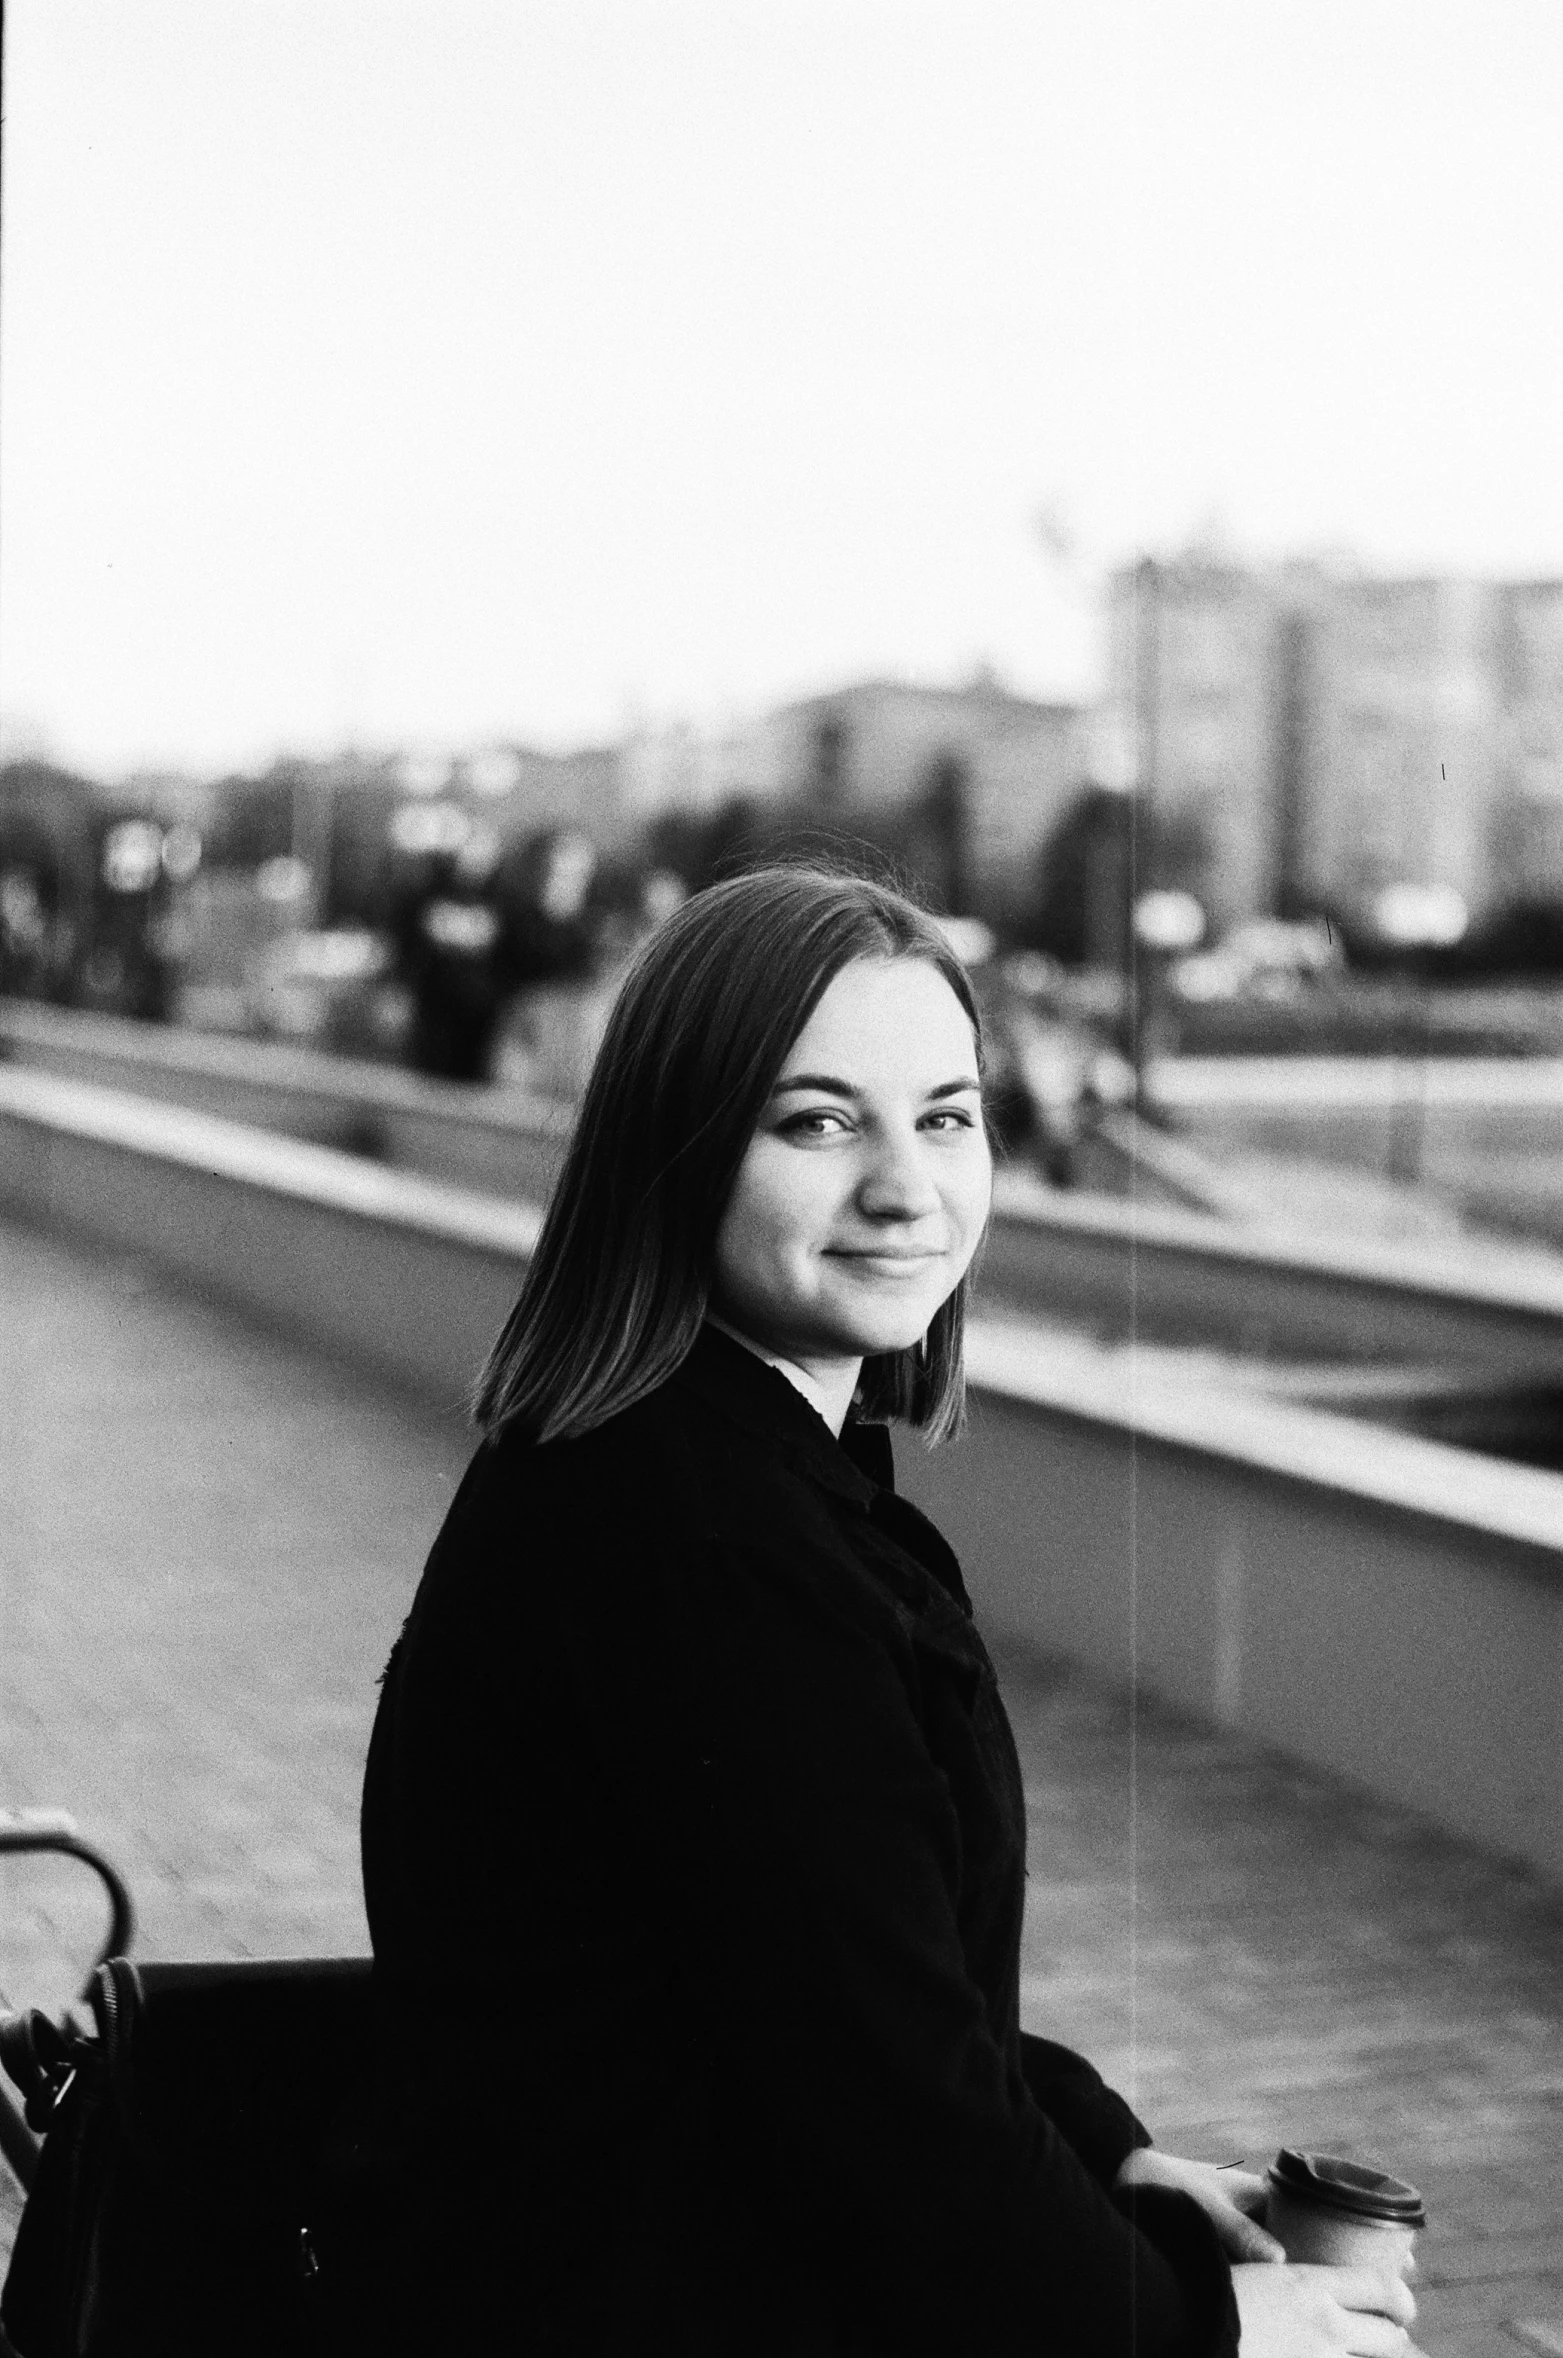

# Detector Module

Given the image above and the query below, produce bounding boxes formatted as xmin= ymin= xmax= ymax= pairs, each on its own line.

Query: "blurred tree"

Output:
xmin=644 ymin=795 xmax=902 ymax=897
xmin=1023 ymin=786 xmax=1134 ymax=968
xmin=0 ymin=760 xmax=103 ymax=1000
xmin=645 ymin=796 xmax=769 ymax=892
xmin=1453 ymin=897 xmax=1563 ymax=977
xmin=1022 ymin=787 xmax=1226 ymax=970
xmin=200 ymin=769 xmax=295 ymax=870
xmin=1148 ymin=801 xmax=1216 ymax=905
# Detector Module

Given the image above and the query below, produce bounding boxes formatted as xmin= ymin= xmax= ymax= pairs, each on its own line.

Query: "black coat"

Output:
xmin=359 ymin=1325 xmax=1238 ymax=2356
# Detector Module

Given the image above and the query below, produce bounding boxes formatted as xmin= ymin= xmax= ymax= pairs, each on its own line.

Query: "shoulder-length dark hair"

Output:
xmin=473 ymin=863 xmax=987 ymax=1446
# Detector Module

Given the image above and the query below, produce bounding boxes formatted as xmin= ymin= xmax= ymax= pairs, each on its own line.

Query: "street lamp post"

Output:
xmin=1131 ymin=887 xmax=1206 ymax=1108
xmin=1031 ymin=516 xmax=1175 ymax=1089
xmin=1129 ymin=556 xmax=1164 ymax=1097
xmin=1371 ymin=882 xmax=1468 ymax=1186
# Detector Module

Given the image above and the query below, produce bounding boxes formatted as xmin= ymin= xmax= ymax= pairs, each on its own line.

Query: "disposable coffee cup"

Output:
xmin=1265 ymin=2149 xmax=1426 ymax=2279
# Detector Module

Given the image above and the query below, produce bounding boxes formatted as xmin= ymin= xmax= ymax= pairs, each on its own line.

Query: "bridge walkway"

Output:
xmin=1 ymin=1215 xmax=1559 ymax=2355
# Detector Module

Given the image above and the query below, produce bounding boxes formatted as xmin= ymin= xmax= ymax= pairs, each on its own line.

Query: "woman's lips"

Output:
xmin=828 ymin=1247 xmax=944 ymax=1273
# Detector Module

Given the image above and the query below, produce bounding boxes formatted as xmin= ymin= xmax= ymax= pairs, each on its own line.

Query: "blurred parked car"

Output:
xmin=1171 ymin=917 xmax=1341 ymax=1004
xmin=247 ymin=927 xmax=409 ymax=1059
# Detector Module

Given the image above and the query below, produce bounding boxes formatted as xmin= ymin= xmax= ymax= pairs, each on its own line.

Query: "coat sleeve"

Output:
xmin=1018 ymin=2032 xmax=1151 ymax=2185
xmin=682 ymin=1535 xmax=1238 ymax=2358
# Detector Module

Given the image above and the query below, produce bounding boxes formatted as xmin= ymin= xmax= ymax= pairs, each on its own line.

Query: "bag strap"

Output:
xmin=0 ymin=2008 xmax=88 ymax=2135
xmin=87 ymin=1956 xmax=152 ymax=2160
xmin=0 ymin=1955 xmax=144 ymax=2141
xmin=87 ymin=1957 xmax=142 ymax=2072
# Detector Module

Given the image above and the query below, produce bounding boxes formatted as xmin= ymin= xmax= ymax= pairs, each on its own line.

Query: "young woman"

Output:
xmin=358 ymin=865 xmax=1419 ymax=2356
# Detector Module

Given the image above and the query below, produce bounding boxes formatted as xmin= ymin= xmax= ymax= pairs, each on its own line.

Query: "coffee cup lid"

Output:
xmin=1267 ymin=2149 xmax=1427 ymax=2227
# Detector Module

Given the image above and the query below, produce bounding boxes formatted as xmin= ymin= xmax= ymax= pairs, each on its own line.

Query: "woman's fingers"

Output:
xmin=1343 ymin=2313 xmax=1415 ymax=2356
xmin=1328 ymin=2264 xmax=1417 ymax=2330
xmin=1123 ymin=2150 xmax=1288 ymax=2258
xmin=1219 ymin=2166 xmax=1288 ymax=2252
xmin=1221 ymin=2205 xmax=1288 ymax=2262
xmin=1219 ymin=2166 xmax=1274 ymax=2214
xmin=1234 ymin=2260 xmax=1418 ymax=2355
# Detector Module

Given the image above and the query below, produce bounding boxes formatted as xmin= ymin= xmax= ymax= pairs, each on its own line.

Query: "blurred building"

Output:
xmin=619 ymin=719 xmax=758 ymax=821
xmin=1292 ymin=575 xmax=1503 ymax=924
xmin=1104 ymin=557 xmax=1281 ymax=932
xmin=480 ymin=744 xmax=629 ymax=848
xmin=394 ymin=743 xmax=630 ymax=850
xmin=1105 ymin=555 xmax=1563 ymax=935
xmin=741 ymin=676 xmax=1089 ymax=927
xmin=1489 ymin=580 xmax=1563 ymax=897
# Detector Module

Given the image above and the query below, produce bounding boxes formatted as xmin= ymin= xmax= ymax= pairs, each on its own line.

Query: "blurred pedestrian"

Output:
xmin=355 ymin=864 xmax=1418 ymax=2357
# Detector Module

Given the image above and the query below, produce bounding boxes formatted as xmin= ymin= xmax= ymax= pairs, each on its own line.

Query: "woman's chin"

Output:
xmin=825 ymin=1305 xmax=939 ymax=1359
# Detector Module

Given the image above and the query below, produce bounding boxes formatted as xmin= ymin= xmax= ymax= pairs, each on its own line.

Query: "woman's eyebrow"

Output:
xmin=770 ymin=1072 xmax=981 ymax=1100
xmin=771 ymin=1072 xmax=859 ymax=1098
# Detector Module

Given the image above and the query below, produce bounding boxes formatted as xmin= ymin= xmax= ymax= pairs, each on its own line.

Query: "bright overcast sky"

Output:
xmin=2 ymin=0 xmax=1561 ymax=776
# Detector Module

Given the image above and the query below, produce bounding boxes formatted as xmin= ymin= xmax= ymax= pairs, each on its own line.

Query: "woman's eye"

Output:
xmin=922 ymin=1107 xmax=977 ymax=1132
xmin=780 ymin=1109 xmax=852 ymax=1138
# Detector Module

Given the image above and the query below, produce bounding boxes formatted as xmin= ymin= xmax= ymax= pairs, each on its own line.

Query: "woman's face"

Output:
xmin=712 ymin=956 xmax=993 ymax=1375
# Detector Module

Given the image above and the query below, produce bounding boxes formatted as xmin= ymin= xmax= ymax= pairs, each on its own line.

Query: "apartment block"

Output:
xmin=1103 ymin=557 xmax=1282 ymax=932
xmin=1106 ymin=555 xmax=1561 ymax=932
xmin=1294 ymin=576 xmax=1503 ymax=919
xmin=1490 ymin=580 xmax=1563 ymax=896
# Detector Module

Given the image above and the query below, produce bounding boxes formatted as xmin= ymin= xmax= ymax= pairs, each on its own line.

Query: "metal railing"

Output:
xmin=0 ymin=1812 xmax=136 ymax=2193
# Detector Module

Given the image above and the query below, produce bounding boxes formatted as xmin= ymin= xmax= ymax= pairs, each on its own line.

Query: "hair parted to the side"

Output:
xmin=472 ymin=860 xmax=987 ymax=1448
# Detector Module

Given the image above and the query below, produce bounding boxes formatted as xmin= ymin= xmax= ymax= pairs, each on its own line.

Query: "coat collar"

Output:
xmin=672 ymin=1324 xmax=892 ymax=1505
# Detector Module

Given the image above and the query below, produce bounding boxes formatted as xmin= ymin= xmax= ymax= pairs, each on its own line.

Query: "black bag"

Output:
xmin=0 ymin=1954 xmax=386 ymax=2358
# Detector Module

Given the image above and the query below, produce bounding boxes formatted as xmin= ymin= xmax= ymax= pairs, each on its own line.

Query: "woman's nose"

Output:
xmin=856 ymin=1130 xmax=942 ymax=1217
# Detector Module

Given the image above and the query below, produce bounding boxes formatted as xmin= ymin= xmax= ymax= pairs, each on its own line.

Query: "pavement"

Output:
xmin=1 ymin=1213 xmax=1560 ymax=2353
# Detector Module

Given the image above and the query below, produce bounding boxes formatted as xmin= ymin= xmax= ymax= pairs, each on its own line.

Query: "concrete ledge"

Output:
xmin=10 ymin=1003 xmax=1563 ymax=1372
xmin=982 ymin=1166 xmax=1563 ymax=1372
xmin=5 ymin=1062 xmax=1562 ymax=1880
xmin=0 ymin=1068 xmax=534 ymax=1410
xmin=0 ymin=999 xmax=573 ymax=1202
xmin=901 ymin=1371 xmax=1563 ymax=1881
xmin=962 ymin=1321 xmax=1563 ymax=1556
xmin=1157 ymin=1055 xmax=1563 ymax=1198
xmin=905 ymin=1323 xmax=1563 ymax=1881
xmin=0 ymin=998 xmax=566 ymax=1127
xmin=989 ymin=1159 xmax=1563 ymax=1315
xmin=1156 ymin=1053 xmax=1563 ymax=1108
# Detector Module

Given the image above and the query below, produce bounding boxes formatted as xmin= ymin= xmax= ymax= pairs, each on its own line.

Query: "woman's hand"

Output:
xmin=1232 ymin=2260 xmax=1421 ymax=2354
xmin=1113 ymin=2153 xmax=1422 ymax=2351
xmin=1112 ymin=2146 xmax=1285 ymax=2262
